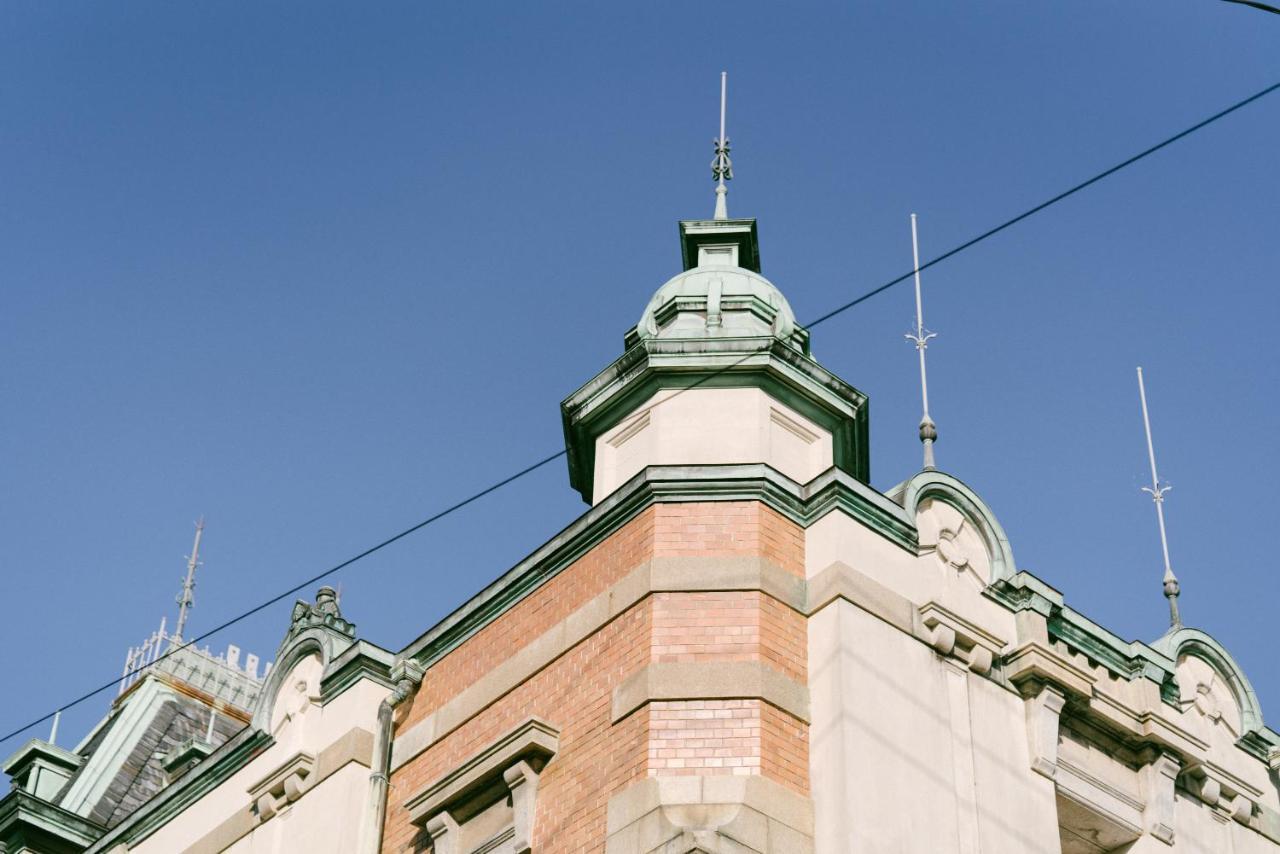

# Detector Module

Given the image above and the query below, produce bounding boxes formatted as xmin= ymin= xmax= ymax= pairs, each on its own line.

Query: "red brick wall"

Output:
xmin=382 ymin=501 xmax=809 ymax=853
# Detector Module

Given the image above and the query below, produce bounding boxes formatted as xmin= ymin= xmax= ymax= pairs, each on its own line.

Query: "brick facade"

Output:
xmin=382 ymin=501 xmax=809 ymax=852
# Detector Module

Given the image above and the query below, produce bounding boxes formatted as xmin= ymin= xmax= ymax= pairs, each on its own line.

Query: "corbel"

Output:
xmin=917 ymin=602 xmax=1005 ymax=676
xmin=1137 ymin=749 xmax=1180 ymax=845
xmin=426 ymin=812 xmax=461 ymax=854
xmin=1024 ymin=682 xmax=1067 ymax=779
xmin=504 ymin=759 xmax=540 ymax=854
xmin=1181 ymin=759 xmax=1261 ymax=825
xmin=247 ymin=751 xmax=315 ymax=822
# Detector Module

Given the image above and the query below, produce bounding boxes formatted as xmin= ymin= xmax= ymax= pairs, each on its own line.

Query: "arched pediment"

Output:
xmin=1152 ymin=627 xmax=1264 ymax=737
xmin=250 ymin=587 xmax=357 ymax=732
xmin=892 ymin=470 xmax=1016 ymax=585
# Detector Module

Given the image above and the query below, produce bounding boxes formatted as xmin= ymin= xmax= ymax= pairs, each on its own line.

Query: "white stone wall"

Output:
xmin=592 ymin=387 xmax=832 ymax=503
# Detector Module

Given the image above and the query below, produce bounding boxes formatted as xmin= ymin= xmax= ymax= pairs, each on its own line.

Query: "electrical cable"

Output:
xmin=2 ymin=78 xmax=1276 ymax=749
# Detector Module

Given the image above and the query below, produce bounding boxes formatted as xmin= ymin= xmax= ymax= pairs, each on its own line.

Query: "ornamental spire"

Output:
xmin=711 ymin=71 xmax=732 ymax=220
xmin=905 ymin=214 xmax=938 ymax=470
xmin=1136 ymin=367 xmax=1181 ymax=630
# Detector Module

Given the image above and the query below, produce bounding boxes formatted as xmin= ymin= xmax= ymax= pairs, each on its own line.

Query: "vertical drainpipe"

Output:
xmin=359 ymin=659 xmax=425 ymax=854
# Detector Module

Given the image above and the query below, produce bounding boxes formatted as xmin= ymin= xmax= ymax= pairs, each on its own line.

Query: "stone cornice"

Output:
xmin=320 ymin=639 xmax=395 ymax=703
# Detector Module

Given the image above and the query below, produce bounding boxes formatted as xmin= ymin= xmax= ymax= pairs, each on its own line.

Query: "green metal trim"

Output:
xmin=84 ymin=728 xmax=273 ymax=852
xmin=561 ymin=336 xmax=869 ymax=504
xmin=991 ymin=572 xmax=1180 ymax=700
xmin=985 ymin=570 xmax=1062 ymax=617
xmin=320 ymin=640 xmax=395 ymax=703
xmin=1152 ymin=627 xmax=1266 ymax=735
xmin=0 ymin=790 xmax=104 ymax=849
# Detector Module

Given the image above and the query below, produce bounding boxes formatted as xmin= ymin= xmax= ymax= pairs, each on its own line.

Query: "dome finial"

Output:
xmin=711 ymin=72 xmax=732 ymax=220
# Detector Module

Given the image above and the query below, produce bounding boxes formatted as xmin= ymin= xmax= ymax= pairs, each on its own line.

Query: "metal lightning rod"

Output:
xmin=906 ymin=214 xmax=938 ymax=470
xmin=174 ymin=517 xmax=205 ymax=643
xmin=1136 ymin=367 xmax=1181 ymax=629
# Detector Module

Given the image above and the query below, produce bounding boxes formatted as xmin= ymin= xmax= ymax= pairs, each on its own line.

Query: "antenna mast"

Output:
xmin=1136 ymin=368 xmax=1181 ymax=629
xmin=906 ymin=214 xmax=938 ymax=470
xmin=711 ymin=71 xmax=732 ymax=220
xmin=174 ymin=517 xmax=205 ymax=643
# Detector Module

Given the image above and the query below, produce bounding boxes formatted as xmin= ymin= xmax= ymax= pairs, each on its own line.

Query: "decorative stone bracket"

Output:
xmin=406 ymin=718 xmax=559 ymax=854
xmin=247 ymin=751 xmax=315 ymax=821
xmin=1023 ymin=683 xmax=1066 ymax=780
xmin=918 ymin=602 xmax=1005 ymax=676
xmin=1181 ymin=759 xmax=1259 ymax=826
xmin=1137 ymin=750 xmax=1180 ymax=844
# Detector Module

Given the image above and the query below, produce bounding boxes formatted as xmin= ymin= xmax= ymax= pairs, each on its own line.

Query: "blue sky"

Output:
xmin=1 ymin=2 xmax=1276 ymax=750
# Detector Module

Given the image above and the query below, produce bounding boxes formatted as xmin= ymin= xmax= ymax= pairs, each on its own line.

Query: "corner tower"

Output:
xmin=561 ymin=215 xmax=869 ymax=504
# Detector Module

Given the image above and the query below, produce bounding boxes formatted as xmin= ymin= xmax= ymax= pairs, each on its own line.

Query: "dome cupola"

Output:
xmin=561 ymin=215 xmax=868 ymax=505
xmin=631 ymin=218 xmax=808 ymax=355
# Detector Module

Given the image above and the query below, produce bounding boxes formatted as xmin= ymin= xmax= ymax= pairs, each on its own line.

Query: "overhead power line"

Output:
xmin=1221 ymin=0 xmax=1280 ymax=15
xmin=2 ymin=78 xmax=1277 ymax=749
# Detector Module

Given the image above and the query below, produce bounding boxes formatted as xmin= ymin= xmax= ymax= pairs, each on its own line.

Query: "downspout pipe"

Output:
xmin=359 ymin=659 xmax=425 ymax=854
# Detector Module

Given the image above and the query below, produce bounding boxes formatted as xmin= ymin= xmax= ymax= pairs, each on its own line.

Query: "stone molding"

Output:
xmin=405 ymin=718 xmax=559 ymax=854
xmin=404 ymin=717 xmax=559 ymax=826
xmin=604 ymin=775 xmax=813 ymax=854
xmin=611 ymin=661 xmax=810 ymax=724
xmin=805 ymin=561 xmax=1005 ymax=676
xmin=392 ymin=556 xmax=802 ymax=772
xmin=175 ymin=726 xmax=372 ymax=854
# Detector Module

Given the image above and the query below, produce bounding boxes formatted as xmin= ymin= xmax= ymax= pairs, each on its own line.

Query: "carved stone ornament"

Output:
xmin=247 ymin=752 xmax=315 ymax=822
xmin=915 ymin=498 xmax=991 ymax=587
xmin=285 ymin=585 xmax=355 ymax=643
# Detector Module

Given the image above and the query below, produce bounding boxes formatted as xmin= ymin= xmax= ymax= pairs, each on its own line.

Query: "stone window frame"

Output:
xmin=405 ymin=717 xmax=559 ymax=854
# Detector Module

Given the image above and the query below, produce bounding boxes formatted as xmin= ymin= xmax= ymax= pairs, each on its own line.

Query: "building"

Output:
xmin=4 ymin=151 xmax=1279 ymax=854
xmin=1 ymin=619 xmax=263 ymax=852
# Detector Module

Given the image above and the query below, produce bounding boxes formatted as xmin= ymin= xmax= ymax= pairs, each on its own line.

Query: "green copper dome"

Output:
xmin=628 ymin=217 xmax=809 ymax=355
xmin=634 ymin=264 xmax=804 ymax=351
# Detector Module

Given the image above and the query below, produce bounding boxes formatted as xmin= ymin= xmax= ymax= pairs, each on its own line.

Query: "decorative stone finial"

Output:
xmin=711 ymin=72 xmax=732 ymax=220
xmin=286 ymin=586 xmax=356 ymax=642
